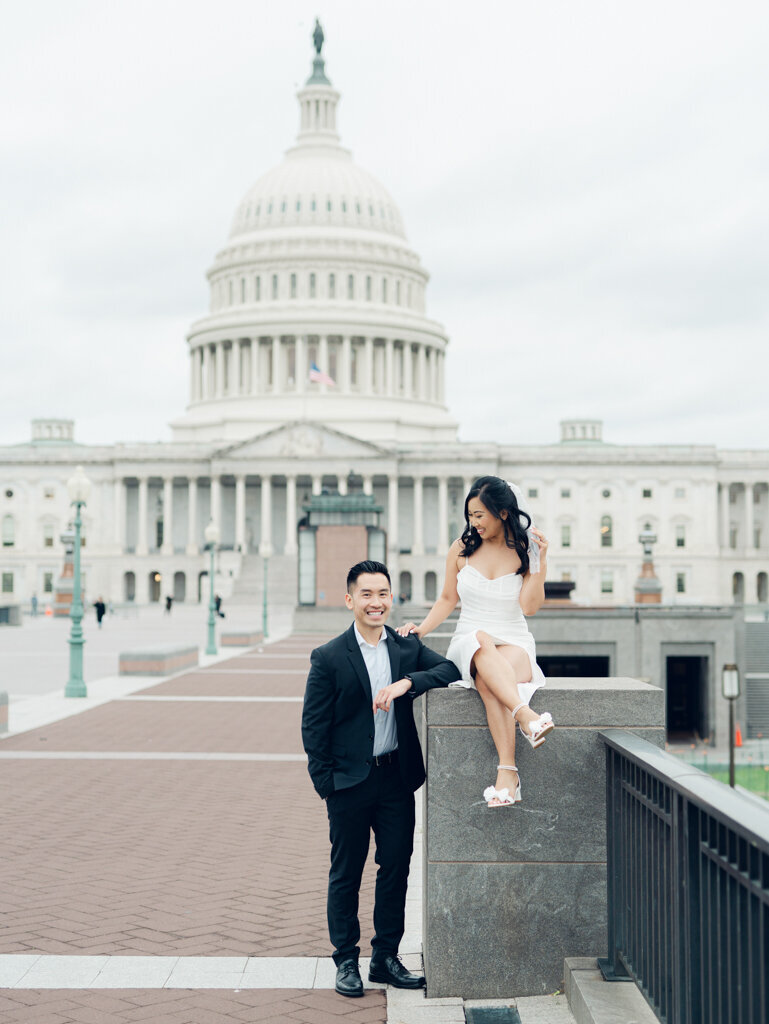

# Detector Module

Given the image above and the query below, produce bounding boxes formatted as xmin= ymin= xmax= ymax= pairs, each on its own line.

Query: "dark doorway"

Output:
xmin=539 ymin=655 xmax=610 ymax=677
xmin=666 ymin=656 xmax=709 ymax=739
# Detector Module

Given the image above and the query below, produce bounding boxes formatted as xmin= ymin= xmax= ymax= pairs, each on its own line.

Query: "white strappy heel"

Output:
xmin=483 ymin=764 xmax=521 ymax=807
xmin=512 ymin=703 xmax=554 ymax=748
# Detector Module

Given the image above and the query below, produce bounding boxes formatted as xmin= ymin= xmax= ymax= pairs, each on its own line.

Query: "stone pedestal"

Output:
xmin=422 ymin=678 xmax=665 ymax=999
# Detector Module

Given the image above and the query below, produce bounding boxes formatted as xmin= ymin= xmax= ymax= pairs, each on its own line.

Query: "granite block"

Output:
xmin=424 ymin=862 xmax=607 ymax=999
xmin=426 ymin=679 xmax=665 ymax=728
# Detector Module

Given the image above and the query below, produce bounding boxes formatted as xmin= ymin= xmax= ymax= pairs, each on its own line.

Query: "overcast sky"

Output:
xmin=2 ymin=0 xmax=767 ymax=451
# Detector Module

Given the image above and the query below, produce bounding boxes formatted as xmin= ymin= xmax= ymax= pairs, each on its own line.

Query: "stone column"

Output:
xmin=272 ymin=337 xmax=281 ymax=393
xmin=418 ymin=345 xmax=428 ymax=400
xmin=136 ymin=477 xmax=148 ymax=556
xmin=203 ymin=346 xmax=212 ymax=399
xmin=363 ymin=475 xmax=373 ymax=496
xmin=260 ymin=475 xmax=273 ymax=556
xmin=295 ymin=335 xmax=306 ymax=393
xmin=161 ymin=477 xmax=174 ymax=555
xmin=319 ymin=335 xmax=329 ymax=392
xmin=437 ymin=476 xmax=449 ymax=555
xmin=385 ymin=339 xmax=395 ymax=396
xmin=251 ymin=338 xmax=260 ymax=394
xmin=235 ymin=475 xmax=246 ymax=552
xmin=187 ymin=478 xmax=198 ymax=555
xmin=720 ymin=483 xmax=730 ymax=548
xmin=114 ymin=478 xmax=125 ymax=550
xmin=312 ymin=474 xmax=322 ymax=496
xmin=216 ymin=343 xmax=225 ymax=398
xmin=189 ymin=351 xmax=196 ymax=403
xmin=285 ymin=475 xmax=298 ymax=555
xmin=388 ymin=474 xmax=399 ymax=561
xmin=412 ymin=476 xmax=424 ymax=555
xmin=341 ymin=336 xmax=352 ymax=392
xmin=437 ymin=350 xmax=445 ymax=404
xmin=338 ymin=475 xmax=348 ymax=496
xmin=404 ymin=342 xmax=413 ymax=398
xmin=426 ymin=347 xmax=435 ymax=401
xmin=210 ymin=476 xmax=221 ymax=529
xmin=745 ymin=483 xmax=754 ymax=550
xmin=364 ymin=337 xmax=374 ymax=394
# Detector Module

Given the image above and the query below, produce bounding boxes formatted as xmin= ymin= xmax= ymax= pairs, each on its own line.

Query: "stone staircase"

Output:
xmin=228 ymin=553 xmax=298 ymax=609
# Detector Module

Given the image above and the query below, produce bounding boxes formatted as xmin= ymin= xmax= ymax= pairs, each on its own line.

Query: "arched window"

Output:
xmin=43 ymin=522 xmax=55 ymax=548
xmin=600 ymin=515 xmax=613 ymax=548
xmin=732 ymin=572 xmax=745 ymax=603
xmin=174 ymin=571 xmax=186 ymax=602
xmin=124 ymin=572 xmax=136 ymax=602
xmin=2 ymin=515 xmax=15 ymax=547
xmin=425 ymin=571 xmax=437 ymax=602
xmin=398 ymin=571 xmax=412 ymax=602
xmin=149 ymin=571 xmax=162 ymax=603
xmin=757 ymin=572 xmax=768 ymax=603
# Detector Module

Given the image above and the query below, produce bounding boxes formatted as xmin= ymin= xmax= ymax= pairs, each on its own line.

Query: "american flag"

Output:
xmin=309 ymin=362 xmax=336 ymax=386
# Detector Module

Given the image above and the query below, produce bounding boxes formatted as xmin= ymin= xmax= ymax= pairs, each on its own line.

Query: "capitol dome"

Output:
xmin=171 ymin=33 xmax=457 ymax=445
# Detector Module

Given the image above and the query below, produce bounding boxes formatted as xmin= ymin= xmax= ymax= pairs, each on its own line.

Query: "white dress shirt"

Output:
xmin=354 ymin=624 xmax=398 ymax=756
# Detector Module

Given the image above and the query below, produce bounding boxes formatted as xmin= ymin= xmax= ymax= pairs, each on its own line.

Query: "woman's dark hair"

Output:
xmin=460 ymin=476 xmax=531 ymax=574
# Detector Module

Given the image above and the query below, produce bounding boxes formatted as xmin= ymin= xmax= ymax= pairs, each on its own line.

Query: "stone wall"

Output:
xmin=422 ymin=677 xmax=665 ymax=999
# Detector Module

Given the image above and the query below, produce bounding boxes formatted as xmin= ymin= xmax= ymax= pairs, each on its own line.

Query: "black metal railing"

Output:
xmin=600 ymin=729 xmax=769 ymax=1024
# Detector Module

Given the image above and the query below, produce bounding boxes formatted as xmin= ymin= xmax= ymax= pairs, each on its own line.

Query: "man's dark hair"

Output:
xmin=346 ymin=560 xmax=391 ymax=592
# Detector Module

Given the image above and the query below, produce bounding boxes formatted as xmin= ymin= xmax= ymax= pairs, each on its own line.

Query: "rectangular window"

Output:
xmin=561 ymin=488 xmax=571 ymax=499
xmin=382 ymin=278 xmax=388 ymax=302
xmin=642 ymin=488 xmax=653 ymax=498
xmin=676 ymin=525 xmax=686 ymax=548
xmin=44 ymin=487 xmax=55 ymax=500
xmin=2 ymin=572 xmax=13 ymax=593
xmin=347 ymin=274 xmax=355 ymax=299
xmin=754 ymin=527 xmax=761 ymax=549
xmin=729 ymin=525 xmax=737 ymax=549
xmin=240 ymin=278 xmax=246 ymax=302
xmin=43 ymin=524 xmax=54 ymax=548
xmin=676 ymin=572 xmax=686 ymax=594
xmin=561 ymin=525 xmax=571 ymax=548
xmin=271 ymin=274 xmax=278 ymax=299
xmin=396 ymin=280 xmax=401 ymax=304
xmin=309 ymin=273 xmax=316 ymax=299
xmin=290 ymin=273 xmax=297 ymax=299
xmin=674 ymin=487 xmax=685 ymax=499
xmin=365 ymin=276 xmax=372 ymax=301
xmin=600 ymin=570 xmax=613 ymax=594
xmin=561 ymin=572 xmax=572 ymax=582
xmin=43 ymin=571 xmax=54 ymax=593
xmin=329 ymin=273 xmax=335 ymax=299
xmin=528 ymin=488 xmax=538 ymax=499
xmin=255 ymin=276 xmax=261 ymax=301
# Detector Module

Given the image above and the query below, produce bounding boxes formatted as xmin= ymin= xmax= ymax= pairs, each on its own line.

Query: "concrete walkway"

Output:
xmin=0 ymin=617 xmax=577 ymax=1023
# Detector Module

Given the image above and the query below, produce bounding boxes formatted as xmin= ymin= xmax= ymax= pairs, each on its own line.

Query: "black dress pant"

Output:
xmin=326 ymin=755 xmax=415 ymax=965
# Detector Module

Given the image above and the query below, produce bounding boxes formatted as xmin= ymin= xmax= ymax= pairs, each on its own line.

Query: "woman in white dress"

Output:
xmin=397 ymin=476 xmax=553 ymax=807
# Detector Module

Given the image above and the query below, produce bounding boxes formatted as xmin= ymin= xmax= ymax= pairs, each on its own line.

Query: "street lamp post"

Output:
xmin=262 ymin=553 xmax=269 ymax=640
xmin=722 ymin=664 xmax=740 ymax=788
xmin=65 ymin=466 xmax=91 ymax=698
xmin=204 ymin=520 xmax=220 ymax=656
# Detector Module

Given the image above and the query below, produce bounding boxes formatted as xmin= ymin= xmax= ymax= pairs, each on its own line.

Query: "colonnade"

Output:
xmin=115 ymin=472 xmax=469 ymax=560
xmin=188 ymin=335 xmax=446 ymax=405
xmin=718 ymin=482 xmax=769 ymax=550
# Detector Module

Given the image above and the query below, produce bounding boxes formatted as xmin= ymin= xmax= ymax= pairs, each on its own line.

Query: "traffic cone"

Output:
xmin=735 ymin=724 xmax=743 ymax=748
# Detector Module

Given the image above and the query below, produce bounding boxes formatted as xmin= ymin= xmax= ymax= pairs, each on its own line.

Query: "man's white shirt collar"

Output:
xmin=354 ymin=623 xmax=389 ymax=649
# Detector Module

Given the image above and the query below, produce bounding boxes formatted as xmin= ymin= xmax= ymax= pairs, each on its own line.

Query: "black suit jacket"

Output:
xmin=301 ymin=623 xmax=460 ymax=800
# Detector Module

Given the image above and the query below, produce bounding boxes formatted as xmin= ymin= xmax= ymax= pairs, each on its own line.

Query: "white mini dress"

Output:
xmin=445 ymin=563 xmax=546 ymax=705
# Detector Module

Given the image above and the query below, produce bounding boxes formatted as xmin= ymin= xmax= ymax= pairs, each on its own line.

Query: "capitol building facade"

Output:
xmin=1 ymin=41 xmax=768 ymax=615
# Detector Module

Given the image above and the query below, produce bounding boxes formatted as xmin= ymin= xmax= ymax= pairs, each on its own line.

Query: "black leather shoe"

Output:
xmin=335 ymin=958 xmax=364 ymax=997
xmin=368 ymin=953 xmax=425 ymax=989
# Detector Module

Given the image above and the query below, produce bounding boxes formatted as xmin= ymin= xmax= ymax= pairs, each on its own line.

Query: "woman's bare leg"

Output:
xmin=475 ymin=672 xmax=518 ymax=802
xmin=471 ymin=632 xmax=542 ymax=733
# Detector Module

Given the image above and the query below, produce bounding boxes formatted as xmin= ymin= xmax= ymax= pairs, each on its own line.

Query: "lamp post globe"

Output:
xmin=204 ymin=521 xmax=220 ymax=656
xmin=65 ymin=466 xmax=91 ymax=698
xmin=722 ymin=664 xmax=741 ymax=787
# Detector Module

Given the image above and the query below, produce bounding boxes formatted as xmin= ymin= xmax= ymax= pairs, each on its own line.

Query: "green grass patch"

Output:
xmin=694 ymin=764 xmax=769 ymax=800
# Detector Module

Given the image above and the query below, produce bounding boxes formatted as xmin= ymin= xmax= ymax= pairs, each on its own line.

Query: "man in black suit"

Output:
xmin=302 ymin=560 xmax=460 ymax=998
